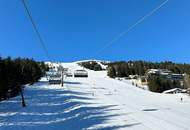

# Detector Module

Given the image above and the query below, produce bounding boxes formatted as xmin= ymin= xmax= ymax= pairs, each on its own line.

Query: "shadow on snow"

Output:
xmin=0 ymin=81 xmax=140 ymax=130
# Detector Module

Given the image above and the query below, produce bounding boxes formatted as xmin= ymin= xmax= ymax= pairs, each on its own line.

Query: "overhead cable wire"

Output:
xmin=21 ymin=0 xmax=51 ymax=61
xmin=93 ymin=0 xmax=169 ymax=57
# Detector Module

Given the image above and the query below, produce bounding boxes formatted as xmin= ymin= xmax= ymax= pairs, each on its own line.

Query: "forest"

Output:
xmin=107 ymin=61 xmax=190 ymax=92
xmin=78 ymin=61 xmax=103 ymax=71
xmin=0 ymin=57 xmax=48 ymax=101
xmin=107 ymin=61 xmax=190 ymax=78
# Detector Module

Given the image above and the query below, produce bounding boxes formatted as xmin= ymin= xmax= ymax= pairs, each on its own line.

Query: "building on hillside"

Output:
xmin=163 ymin=88 xmax=187 ymax=94
xmin=184 ymin=74 xmax=190 ymax=89
xmin=171 ymin=74 xmax=185 ymax=87
xmin=146 ymin=69 xmax=185 ymax=87
xmin=134 ymin=76 xmax=148 ymax=90
xmin=146 ymin=69 xmax=172 ymax=76
xmin=136 ymin=76 xmax=148 ymax=86
xmin=187 ymin=88 xmax=190 ymax=95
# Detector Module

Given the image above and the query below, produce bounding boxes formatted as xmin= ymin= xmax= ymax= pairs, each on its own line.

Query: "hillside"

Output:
xmin=0 ymin=61 xmax=190 ymax=130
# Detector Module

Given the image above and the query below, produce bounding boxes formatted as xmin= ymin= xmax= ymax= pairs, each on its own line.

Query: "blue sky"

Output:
xmin=0 ymin=0 xmax=190 ymax=63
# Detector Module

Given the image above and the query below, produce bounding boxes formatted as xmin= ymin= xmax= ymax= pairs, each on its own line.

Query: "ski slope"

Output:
xmin=0 ymin=62 xmax=190 ymax=130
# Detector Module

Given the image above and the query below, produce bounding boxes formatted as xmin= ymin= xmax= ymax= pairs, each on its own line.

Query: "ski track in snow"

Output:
xmin=0 ymin=62 xmax=190 ymax=130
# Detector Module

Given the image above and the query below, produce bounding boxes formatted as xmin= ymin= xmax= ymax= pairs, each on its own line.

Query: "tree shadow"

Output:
xmin=0 ymin=82 xmax=140 ymax=130
xmin=142 ymin=108 xmax=159 ymax=112
xmin=64 ymin=81 xmax=82 ymax=85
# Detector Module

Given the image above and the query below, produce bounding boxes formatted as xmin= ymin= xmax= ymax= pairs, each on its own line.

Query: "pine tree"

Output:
xmin=107 ymin=66 xmax=116 ymax=78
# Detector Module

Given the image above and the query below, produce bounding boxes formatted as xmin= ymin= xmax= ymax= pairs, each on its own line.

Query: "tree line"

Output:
xmin=107 ymin=61 xmax=190 ymax=78
xmin=107 ymin=61 xmax=190 ymax=93
xmin=148 ymin=75 xmax=182 ymax=93
xmin=0 ymin=57 xmax=48 ymax=101
xmin=78 ymin=61 xmax=103 ymax=71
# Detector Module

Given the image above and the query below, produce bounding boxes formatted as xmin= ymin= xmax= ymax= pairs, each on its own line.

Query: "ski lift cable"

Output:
xmin=93 ymin=0 xmax=169 ymax=58
xmin=21 ymin=0 xmax=52 ymax=61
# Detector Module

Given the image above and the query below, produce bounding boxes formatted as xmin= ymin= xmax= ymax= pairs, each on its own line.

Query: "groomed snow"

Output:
xmin=0 ymin=62 xmax=190 ymax=130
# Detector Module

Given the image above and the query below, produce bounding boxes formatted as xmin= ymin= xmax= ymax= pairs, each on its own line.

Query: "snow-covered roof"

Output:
xmin=147 ymin=69 xmax=172 ymax=75
xmin=163 ymin=88 xmax=187 ymax=94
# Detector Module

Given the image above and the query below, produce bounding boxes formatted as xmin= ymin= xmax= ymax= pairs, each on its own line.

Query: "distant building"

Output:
xmin=163 ymin=88 xmax=187 ymax=94
xmin=184 ymin=74 xmax=190 ymax=89
xmin=146 ymin=69 xmax=172 ymax=76
xmin=187 ymin=88 xmax=190 ymax=95
xmin=146 ymin=69 xmax=185 ymax=87
xmin=133 ymin=76 xmax=148 ymax=90
xmin=136 ymin=76 xmax=148 ymax=86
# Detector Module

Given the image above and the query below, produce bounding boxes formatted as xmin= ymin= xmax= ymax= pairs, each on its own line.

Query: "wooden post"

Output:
xmin=61 ymin=70 xmax=64 ymax=87
xmin=20 ymin=86 xmax=26 ymax=107
xmin=20 ymin=65 xmax=26 ymax=107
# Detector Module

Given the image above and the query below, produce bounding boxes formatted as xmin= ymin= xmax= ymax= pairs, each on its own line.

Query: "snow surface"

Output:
xmin=1 ymin=62 xmax=190 ymax=130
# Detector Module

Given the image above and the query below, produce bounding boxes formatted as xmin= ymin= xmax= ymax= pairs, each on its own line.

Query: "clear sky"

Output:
xmin=0 ymin=0 xmax=190 ymax=63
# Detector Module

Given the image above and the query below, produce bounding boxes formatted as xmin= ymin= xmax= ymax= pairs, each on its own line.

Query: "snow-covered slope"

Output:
xmin=1 ymin=62 xmax=190 ymax=130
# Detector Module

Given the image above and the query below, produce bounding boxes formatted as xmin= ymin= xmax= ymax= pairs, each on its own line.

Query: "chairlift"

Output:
xmin=49 ymin=74 xmax=62 ymax=84
xmin=74 ymin=70 xmax=88 ymax=77
xmin=48 ymin=70 xmax=62 ymax=84
xmin=66 ymin=72 xmax=73 ymax=77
